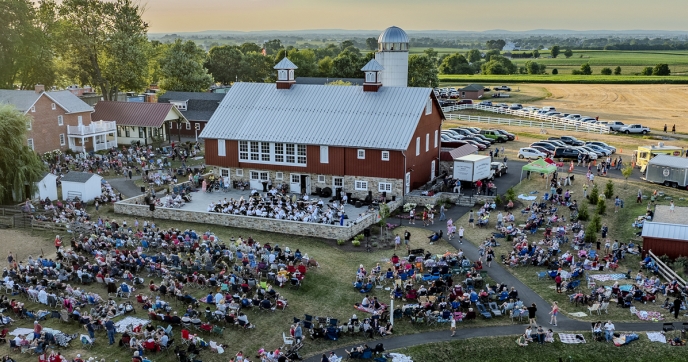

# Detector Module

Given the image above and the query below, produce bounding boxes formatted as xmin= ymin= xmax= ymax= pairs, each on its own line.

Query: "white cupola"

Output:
xmin=374 ymin=26 xmax=409 ymax=88
xmin=274 ymin=57 xmax=298 ymax=89
xmin=361 ymin=59 xmax=384 ymax=92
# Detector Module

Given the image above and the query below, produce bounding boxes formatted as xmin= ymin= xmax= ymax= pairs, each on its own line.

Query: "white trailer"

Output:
xmin=453 ymin=154 xmax=493 ymax=183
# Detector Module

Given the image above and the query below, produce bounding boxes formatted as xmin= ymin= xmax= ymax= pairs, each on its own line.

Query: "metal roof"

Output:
xmin=60 ymin=172 xmax=100 ymax=183
xmin=295 ymin=77 xmax=365 ymax=86
xmin=274 ymin=57 xmax=298 ymax=69
xmin=0 ymin=90 xmax=93 ymax=114
xmin=460 ymin=84 xmax=484 ymax=92
xmin=440 ymin=145 xmax=478 ymax=161
xmin=92 ymin=101 xmax=187 ymax=127
xmin=378 ymin=26 xmax=409 ymax=44
xmin=157 ymin=91 xmax=225 ymax=102
xmin=199 ymin=82 xmax=435 ymax=150
xmin=361 ymin=59 xmax=385 ymax=72
xmin=647 ymin=154 xmax=688 ymax=168
xmin=642 ymin=222 xmax=688 ymax=241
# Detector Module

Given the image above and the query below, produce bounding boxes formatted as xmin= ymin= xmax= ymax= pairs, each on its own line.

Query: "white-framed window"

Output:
xmin=26 ymin=120 xmax=31 ymax=130
xmin=378 ymin=182 xmax=392 ymax=193
xmin=51 ymin=103 xmax=56 ymax=110
xmin=333 ymin=177 xmax=343 ymax=188
xmin=434 ymin=130 xmax=438 ymax=148
xmin=357 ymin=149 xmax=365 ymax=159
xmin=242 ymin=142 xmax=306 ymax=165
xmin=317 ymin=175 xmax=326 ymax=183
xmin=426 ymin=98 xmax=432 ymax=115
xmin=355 ymin=180 xmax=368 ymax=191
xmin=381 ymin=151 xmax=390 ymax=161
xmin=220 ymin=168 xmax=230 ymax=178
xmin=59 ymin=133 xmax=65 ymax=146
xmin=236 ymin=169 xmax=244 ymax=177
xmin=57 ymin=115 xmax=64 ymax=126
xmin=291 ymin=174 xmax=300 ymax=183
xmin=416 ymin=137 xmax=420 ymax=156
xmin=186 ymin=122 xmax=191 ymax=130
xmin=250 ymin=170 xmax=269 ymax=181
xmin=125 ymin=127 xmax=130 ymax=137
xmin=117 ymin=127 xmax=121 ymax=137
xmin=275 ymin=172 xmax=283 ymax=180
xmin=138 ymin=127 xmax=145 ymax=138
xmin=426 ymin=133 xmax=429 ymax=152
xmin=77 ymin=115 xmax=82 ymax=123
xmin=27 ymin=138 xmax=34 ymax=150
xmin=320 ymin=145 xmax=329 ymax=164
xmin=170 ymin=101 xmax=187 ymax=111
xmin=30 ymin=106 xmax=36 ymax=113
xmin=217 ymin=139 xmax=226 ymax=156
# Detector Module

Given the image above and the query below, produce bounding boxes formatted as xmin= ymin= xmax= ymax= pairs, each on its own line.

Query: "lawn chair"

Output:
xmin=599 ymin=301 xmax=609 ymax=314
xmin=212 ymin=325 xmax=225 ymax=336
xmin=282 ymin=332 xmax=294 ymax=349
xmin=587 ymin=303 xmax=601 ymax=315
xmin=475 ymin=303 xmax=492 ymax=319
xmin=488 ymin=302 xmax=502 ymax=316
xmin=587 ymin=277 xmax=596 ymax=289
xmin=80 ymin=334 xmax=94 ymax=349
xmin=181 ymin=329 xmax=192 ymax=346
xmin=536 ymin=271 xmax=547 ymax=280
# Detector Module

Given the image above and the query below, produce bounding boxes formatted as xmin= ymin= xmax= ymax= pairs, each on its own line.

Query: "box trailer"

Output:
xmin=642 ymin=154 xmax=688 ymax=189
xmin=453 ymin=154 xmax=493 ymax=183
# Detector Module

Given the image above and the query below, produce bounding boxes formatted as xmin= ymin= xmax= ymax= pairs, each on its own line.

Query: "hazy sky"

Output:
xmin=142 ymin=0 xmax=687 ymax=33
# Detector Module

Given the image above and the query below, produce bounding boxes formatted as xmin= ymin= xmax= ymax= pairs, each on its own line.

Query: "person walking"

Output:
xmin=527 ymin=303 xmax=537 ymax=326
xmin=447 ymin=219 xmax=455 ymax=241
xmin=555 ymin=273 xmax=562 ymax=293
xmin=439 ymin=204 xmax=446 ymax=221
xmin=549 ymin=302 xmax=559 ymax=326
xmin=422 ymin=209 xmax=428 ymax=227
xmin=409 ymin=209 xmax=415 ymax=225
xmin=450 ymin=317 xmax=456 ymax=337
xmin=468 ymin=210 xmax=475 ymax=228
xmin=458 ymin=226 xmax=464 ymax=244
xmin=486 ymin=248 xmax=494 ymax=267
xmin=664 ymin=124 xmax=668 ymax=133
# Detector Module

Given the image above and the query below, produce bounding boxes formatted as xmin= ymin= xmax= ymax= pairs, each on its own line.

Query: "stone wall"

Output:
xmin=403 ymin=191 xmax=495 ymax=207
xmin=115 ymin=193 xmax=403 ymax=241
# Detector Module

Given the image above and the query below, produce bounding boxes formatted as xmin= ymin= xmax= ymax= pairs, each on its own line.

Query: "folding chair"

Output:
xmin=80 ymin=334 xmax=94 ymax=349
xmin=488 ymin=302 xmax=502 ymax=316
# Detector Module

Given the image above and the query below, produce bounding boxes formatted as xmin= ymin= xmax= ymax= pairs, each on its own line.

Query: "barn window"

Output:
xmin=217 ymin=139 xmax=226 ymax=157
xmin=357 ymin=149 xmax=365 ymax=159
xmin=320 ymin=146 xmax=329 ymax=164
xmin=355 ymin=180 xmax=368 ymax=191
xmin=426 ymin=98 xmax=432 ymax=115
xmin=381 ymin=151 xmax=390 ymax=161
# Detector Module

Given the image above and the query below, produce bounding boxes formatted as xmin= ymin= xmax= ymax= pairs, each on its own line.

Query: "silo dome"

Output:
xmin=377 ymin=26 xmax=409 ymax=51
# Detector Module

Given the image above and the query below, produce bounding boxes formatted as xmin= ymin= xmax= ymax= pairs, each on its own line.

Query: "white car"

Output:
xmin=518 ymin=147 xmax=547 ymax=160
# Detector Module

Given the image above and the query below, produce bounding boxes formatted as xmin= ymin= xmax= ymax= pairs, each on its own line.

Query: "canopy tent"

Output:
xmin=520 ymin=158 xmax=558 ymax=181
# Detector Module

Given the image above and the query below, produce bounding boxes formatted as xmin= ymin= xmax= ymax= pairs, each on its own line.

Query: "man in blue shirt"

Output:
xmin=105 ymin=317 xmax=116 ymax=345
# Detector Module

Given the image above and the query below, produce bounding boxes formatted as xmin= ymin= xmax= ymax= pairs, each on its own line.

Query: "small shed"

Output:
xmin=641 ymin=205 xmax=688 ymax=259
xmin=459 ymin=84 xmax=485 ymax=100
xmin=60 ymin=172 xmax=103 ymax=202
xmin=439 ymin=145 xmax=478 ymax=175
xmin=34 ymin=172 xmax=58 ymax=201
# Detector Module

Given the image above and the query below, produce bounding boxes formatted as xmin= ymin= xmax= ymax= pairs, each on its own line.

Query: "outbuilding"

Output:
xmin=60 ymin=172 xmax=103 ymax=202
xmin=459 ymin=84 xmax=485 ymax=100
xmin=642 ymin=205 xmax=688 ymax=259
xmin=34 ymin=172 xmax=58 ymax=201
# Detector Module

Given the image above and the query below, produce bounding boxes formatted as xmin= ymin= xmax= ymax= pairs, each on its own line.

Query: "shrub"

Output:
xmin=591 ymin=214 xmax=602 ymax=232
xmin=495 ymin=194 xmax=502 ymax=206
xmin=505 ymin=187 xmax=516 ymax=202
xmin=337 ymin=239 xmax=345 ymax=246
xmin=588 ymin=184 xmax=599 ymax=205
xmin=371 ymin=242 xmax=378 ymax=248
xmin=600 ymin=67 xmax=612 ymax=75
xmin=584 ymin=222 xmax=598 ymax=244
xmin=577 ymin=205 xmax=590 ymax=221
xmin=352 ymin=240 xmax=361 ymax=247
xmin=642 ymin=66 xmax=653 ymax=76
xmin=552 ymin=68 xmax=558 ymax=75
xmin=596 ymin=198 xmax=606 ymax=215
xmin=604 ymin=180 xmax=614 ymax=199
xmin=614 ymin=66 xmax=622 ymax=75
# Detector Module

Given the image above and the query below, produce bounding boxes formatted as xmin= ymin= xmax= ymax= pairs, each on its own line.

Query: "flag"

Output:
xmin=261 ymin=48 xmax=267 ymax=56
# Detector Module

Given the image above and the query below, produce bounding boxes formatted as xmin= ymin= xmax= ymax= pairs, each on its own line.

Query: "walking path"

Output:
xmin=302 ymin=204 xmax=677 ymax=361
xmin=108 ymin=176 xmax=143 ymax=199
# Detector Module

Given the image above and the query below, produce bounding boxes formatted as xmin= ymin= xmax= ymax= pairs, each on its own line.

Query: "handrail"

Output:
xmin=648 ymin=250 xmax=687 ymax=288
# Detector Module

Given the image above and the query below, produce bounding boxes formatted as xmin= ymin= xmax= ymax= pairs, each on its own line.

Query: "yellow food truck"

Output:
xmin=635 ymin=143 xmax=683 ymax=169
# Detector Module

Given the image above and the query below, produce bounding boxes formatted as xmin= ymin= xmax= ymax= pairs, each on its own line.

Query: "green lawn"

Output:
xmin=397 ymin=334 xmax=684 ymax=362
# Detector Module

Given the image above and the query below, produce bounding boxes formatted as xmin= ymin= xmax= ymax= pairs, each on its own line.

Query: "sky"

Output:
xmin=141 ymin=0 xmax=688 ymax=33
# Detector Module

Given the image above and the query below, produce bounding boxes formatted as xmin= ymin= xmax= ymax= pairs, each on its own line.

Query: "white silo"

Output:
xmin=374 ymin=26 xmax=409 ymax=88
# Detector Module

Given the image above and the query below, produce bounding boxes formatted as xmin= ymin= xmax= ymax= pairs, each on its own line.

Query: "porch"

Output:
xmin=67 ymin=120 xmax=118 ymax=153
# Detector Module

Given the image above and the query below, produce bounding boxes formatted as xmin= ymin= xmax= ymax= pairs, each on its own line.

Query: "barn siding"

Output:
xmin=643 ymin=237 xmax=688 ymax=259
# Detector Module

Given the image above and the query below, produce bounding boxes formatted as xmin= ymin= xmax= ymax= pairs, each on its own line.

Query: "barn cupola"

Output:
xmin=361 ymin=59 xmax=384 ymax=92
xmin=274 ymin=57 xmax=298 ymax=90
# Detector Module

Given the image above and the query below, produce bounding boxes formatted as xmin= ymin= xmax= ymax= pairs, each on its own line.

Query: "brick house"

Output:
xmin=92 ymin=101 xmax=187 ymax=146
xmin=0 ymin=85 xmax=110 ymax=154
xmin=157 ymin=91 xmax=225 ymax=139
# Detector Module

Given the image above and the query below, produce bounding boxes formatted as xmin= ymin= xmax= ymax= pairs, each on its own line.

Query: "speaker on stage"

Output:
xmin=335 ymin=188 xmax=342 ymax=200
xmin=141 ymin=186 xmax=146 ymax=193
xmin=149 ymin=204 xmax=155 ymax=211
xmin=363 ymin=228 xmax=371 ymax=237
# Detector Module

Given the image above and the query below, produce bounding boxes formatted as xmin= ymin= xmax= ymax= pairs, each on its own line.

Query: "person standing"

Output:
xmin=486 ymin=248 xmax=494 ymax=267
xmin=394 ymin=234 xmax=401 ymax=250
xmin=409 ymin=209 xmax=415 ymax=225
xmin=637 ymin=189 xmax=643 ymax=203
xmin=673 ymin=298 xmax=683 ymax=319
xmin=664 ymin=124 xmax=668 ymax=133
xmin=458 ymin=226 xmax=464 ymax=244
xmin=7 ymin=252 xmax=13 ymax=267
xmin=422 ymin=209 xmax=428 ymax=227
xmin=404 ymin=230 xmax=411 ymax=247
xmin=105 ymin=317 xmax=116 ymax=345
xmin=555 ymin=273 xmax=562 ymax=293
xmin=54 ymin=235 xmax=62 ymax=252
xmin=439 ymin=204 xmax=446 ymax=221
xmin=670 ymin=200 xmax=675 ymax=213
xmin=527 ymin=303 xmax=537 ymax=326
xmin=468 ymin=210 xmax=475 ymax=228
xmin=450 ymin=317 xmax=456 ymax=337
xmin=549 ymin=302 xmax=559 ymax=326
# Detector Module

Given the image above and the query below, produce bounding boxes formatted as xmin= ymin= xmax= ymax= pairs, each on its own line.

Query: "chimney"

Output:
xmin=361 ymin=59 xmax=384 ymax=92
xmin=274 ymin=57 xmax=298 ymax=90
xmin=35 ymin=84 xmax=45 ymax=94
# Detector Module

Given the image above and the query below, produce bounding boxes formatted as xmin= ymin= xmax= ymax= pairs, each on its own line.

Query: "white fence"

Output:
xmin=442 ymin=104 xmax=610 ymax=134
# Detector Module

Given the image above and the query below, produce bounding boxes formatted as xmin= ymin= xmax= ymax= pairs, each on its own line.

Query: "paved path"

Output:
xmin=108 ymin=176 xmax=143 ymax=199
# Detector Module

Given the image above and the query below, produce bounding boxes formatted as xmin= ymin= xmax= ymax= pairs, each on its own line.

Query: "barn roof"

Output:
xmin=199 ymin=82 xmax=438 ymax=150
xmin=60 ymin=172 xmax=101 ymax=183
xmin=642 ymin=222 xmax=688 ymax=241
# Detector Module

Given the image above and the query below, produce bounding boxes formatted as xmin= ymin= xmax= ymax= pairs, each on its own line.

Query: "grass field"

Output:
xmin=397 ymin=334 xmax=685 ymax=362
xmin=438 ymin=74 xmax=688 ymax=84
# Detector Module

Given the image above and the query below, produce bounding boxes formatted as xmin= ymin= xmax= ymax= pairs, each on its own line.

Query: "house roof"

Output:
xmin=199 ymin=82 xmax=438 ymax=150
xmin=60 ymin=172 xmax=100 ymax=183
xmin=157 ymin=92 xmax=225 ymax=102
xmin=460 ymin=84 xmax=484 ymax=92
xmin=0 ymin=90 xmax=93 ymax=114
xmin=295 ymin=77 xmax=365 ymax=86
xmin=439 ymin=145 xmax=479 ymax=161
xmin=92 ymin=101 xmax=187 ymax=127
xmin=647 ymin=154 xmax=688 ymax=168
xmin=157 ymin=92 xmax=225 ymax=121
xmin=642 ymin=222 xmax=688 ymax=241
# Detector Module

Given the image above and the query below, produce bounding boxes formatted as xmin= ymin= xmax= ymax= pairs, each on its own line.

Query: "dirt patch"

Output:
xmin=0 ymin=229 xmax=56 ymax=263
xmin=533 ymin=84 xmax=688 ymax=131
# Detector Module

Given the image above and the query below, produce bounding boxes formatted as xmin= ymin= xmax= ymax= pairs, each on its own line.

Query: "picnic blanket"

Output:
xmin=115 ymin=316 xmax=150 ymax=333
xmin=636 ymin=310 xmax=664 ymax=321
xmin=614 ymin=333 xmax=639 ymax=346
xmin=518 ymin=194 xmax=537 ymax=201
xmin=388 ymin=353 xmax=414 ymax=362
xmin=647 ymin=332 xmax=667 ymax=343
xmin=354 ymin=303 xmax=388 ymax=315
xmin=568 ymin=312 xmax=589 ymax=318
xmin=558 ymin=333 xmax=586 ymax=344
xmin=591 ymin=274 xmax=626 ymax=282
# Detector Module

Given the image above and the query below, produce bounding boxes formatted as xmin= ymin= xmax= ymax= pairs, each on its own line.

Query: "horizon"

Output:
xmin=141 ymin=0 xmax=687 ymax=33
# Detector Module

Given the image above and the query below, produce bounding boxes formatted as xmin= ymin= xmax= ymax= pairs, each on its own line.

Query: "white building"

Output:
xmin=375 ymin=26 xmax=409 ymax=88
xmin=60 ymin=172 xmax=103 ymax=202
xmin=34 ymin=172 xmax=58 ymax=201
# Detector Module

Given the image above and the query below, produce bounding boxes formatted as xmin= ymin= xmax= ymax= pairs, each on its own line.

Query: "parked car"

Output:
xmin=540 ymin=106 xmax=556 ymax=112
xmin=586 ymin=144 xmax=612 ymax=156
xmin=564 ymin=114 xmax=582 ymax=121
xmin=458 ymin=99 xmax=473 ymax=105
xmin=493 ymin=86 xmax=511 ymax=91
xmin=462 ymin=139 xmax=488 ymax=150
xmin=620 ymin=124 xmax=650 ymax=134
xmin=586 ymin=141 xmax=616 ymax=153
xmin=491 ymin=162 xmax=508 ymax=177
xmin=531 ymin=146 xmax=553 ymax=157
xmin=553 ymin=147 xmax=582 ymax=159
xmin=518 ymin=147 xmax=547 ymax=159
xmin=560 ymin=136 xmax=584 ymax=146
xmin=479 ymin=130 xmax=508 ymax=143
xmin=472 ymin=134 xmax=495 ymax=144
xmin=545 ymin=112 xmax=561 ymax=117
xmin=522 ymin=106 xmax=540 ymax=113
xmin=530 ymin=142 xmax=557 ymax=152
xmin=509 ymin=103 xmax=523 ymax=110
xmin=602 ymin=121 xmax=625 ymax=131
xmin=463 ymin=137 xmax=491 ymax=147
xmin=449 ymin=128 xmax=478 ymax=137
xmin=478 ymin=101 xmax=493 ymax=106
xmin=577 ymin=146 xmax=602 ymax=159
xmin=463 ymin=127 xmax=482 ymax=134
xmin=541 ymin=140 xmax=566 ymax=148
xmin=492 ymin=129 xmax=515 ymax=141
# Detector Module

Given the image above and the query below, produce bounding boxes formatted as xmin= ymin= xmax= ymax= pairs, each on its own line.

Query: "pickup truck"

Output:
xmin=600 ymin=121 xmax=625 ymax=131
xmin=620 ymin=124 xmax=650 ymax=134
xmin=493 ymin=85 xmax=511 ymax=91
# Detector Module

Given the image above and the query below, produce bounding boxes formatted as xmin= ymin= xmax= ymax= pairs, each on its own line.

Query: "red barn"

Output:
xmin=200 ymin=56 xmax=445 ymax=200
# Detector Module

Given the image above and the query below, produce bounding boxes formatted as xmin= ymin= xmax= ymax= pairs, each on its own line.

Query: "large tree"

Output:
xmin=239 ymin=52 xmax=274 ymax=82
xmin=408 ymin=54 xmax=439 ymax=88
xmin=59 ymin=0 xmax=151 ymax=100
xmin=438 ymin=53 xmax=472 ymax=75
xmin=159 ymin=39 xmax=214 ymax=92
xmin=0 ymin=105 xmax=45 ymax=203
xmin=365 ymin=37 xmax=377 ymax=51
xmin=481 ymin=56 xmax=517 ymax=75
xmin=331 ymin=50 xmax=362 ymax=78
xmin=465 ymin=49 xmax=482 ymax=63
xmin=550 ymin=45 xmax=561 ymax=58
xmin=204 ymin=45 xmax=244 ymax=84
